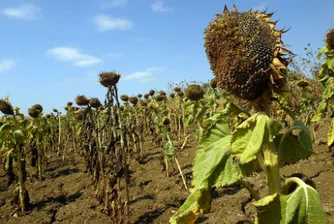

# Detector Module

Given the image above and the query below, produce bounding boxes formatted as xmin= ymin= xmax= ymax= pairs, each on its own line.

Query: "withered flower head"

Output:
xmin=32 ymin=104 xmax=43 ymax=113
xmin=120 ymin=95 xmax=129 ymax=102
xmin=155 ymin=94 xmax=166 ymax=102
xmin=210 ymin=78 xmax=217 ymax=89
xmin=177 ymin=91 xmax=184 ymax=97
xmin=0 ymin=99 xmax=14 ymax=115
xmin=204 ymin=5 xmax=292 ymax=100
xmin=89 ymin=98 xmax=102 ymax=108
xmin=99 ymin=71 xmax=121 ymax=87
xmin=185 ymin=84 xmax=205 ymax=101
xmin=75 ymin=95 xmax=90 ymax=106
xmin=325 ymin=29 xmax=334 ymax=51
xmin=174 ymin=87 xmax=181 ymax=92
xmin=149 ymin=90 xmax=155 ymax=96
xmin=129 ymin=96 xmax=138 ymax=105
xmin=28 ymin=108 xmax=40 ymax=118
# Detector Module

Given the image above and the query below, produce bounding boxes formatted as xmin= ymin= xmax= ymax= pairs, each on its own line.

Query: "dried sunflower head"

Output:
xmin=28 ymin=108 xmax=40 ymax=118
xmin=75 ymin=95 xmax=90 ymax=106
xmin=0 ymin=99 xmax=14 ymax=115
xmin=210 ymin=78 xmax=217 ymax=89
xmin=325 ymin=29 xmax=334 ymax=51
xmin=32 ymin=104 xmax=43 ymax=113
xmin=144 ymin=94 xmax=150 ymax=99
xmin=204 ymin=5 xmax=292 ymax=101
xmin=89 ymin=98 xmax=102 ymax=108
xmin=99 ymin=71 xmax=121 ymax=87
xmin=174 ymin=87 xmax=181 ymax=92
xmin=155 ymin=94 xmax=166 ymax=102
xmin=129 ymin=96 xmax=138 ymax=105
xmin=177 ymin=91 xmax=184 ymax=97
xmin=120 ymin=95 xmax=129 ymax=102
xmin=185 ymin=84 xmax=205 ymax=101
xmin=149 ymin=90 xmax=155 ymax=96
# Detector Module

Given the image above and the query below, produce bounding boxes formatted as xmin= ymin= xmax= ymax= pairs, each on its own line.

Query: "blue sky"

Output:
xmin=0 ymin=0 xmax=333 ymax=114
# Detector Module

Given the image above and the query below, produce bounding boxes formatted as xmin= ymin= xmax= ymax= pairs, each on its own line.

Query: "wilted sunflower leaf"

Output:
xmin=328 ymin=118 xmax=334 ymax=147
xmin=254 ymin=177 xmax=328 ymax=224
xmin=322 ymin=77 xmax=334 ymax=100
xmin=169 ymin=189 xmax=211 ymax=224
xmin=193 ymin=120 xmax=236 ymax=189
xmin=278 ymin=119 xmax=313 ymax=164
xmin=220 ymin=102 xmax=248 ymax=117
xmin=327 ymin=58 xmax=334 ymax=71
xmin=13 ymin=130 xmax=25 ymax=144
xmin=231 ymin=113 xmax=281 ymax=164
xmin=0 ymin=123 xmax=12 ymax=140
xmin=203 ymin=113 xmax=221 ymax=127
xmin=311 ymin=100 xmax=327 ymax=122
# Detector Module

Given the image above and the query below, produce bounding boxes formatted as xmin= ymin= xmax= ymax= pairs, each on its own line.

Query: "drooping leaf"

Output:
xmin=0 ymin=123 xmax=12 ymax=132
xmin=169 ymin=189 xmax=211 ymax=224
xmin=327 ymin=58 xmax=334 ymax=71
xmin=328 ymin=118 xmax=334 ymax=147
xmin=203 ymin=113 xmax=221 ymax=127
xmin=311 ymin=100 xmax=327 ymax=122
xmin=193 ymin=120 xmax=235 ymax=189
xmin=278 ymin=119 xmax=313 ymax=164
xmin=253 ymin=193 xmax=281 ymax=224
xmin=13 ymin=130 xmax=25 ymax=144
xmin=186 ymin=114 xmax=194 ymax=126
xmin=0 ymin=123 xmax=12 ymax=140
xmin=231 ymin=113 xmax=281 ymax=164
xmin=220 ymin=102 xmax=250 ymax=117
xmin=323 ymin=78 xmax=334 ymax=100
xmin=254 ymin=177 xmax=328 ymax=224
xmin=317 ymin=46 xmax=328 ymax=59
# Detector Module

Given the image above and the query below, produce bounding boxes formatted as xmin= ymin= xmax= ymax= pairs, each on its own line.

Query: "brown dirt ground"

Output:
xmin=0 ymin=120 xmax=334 ymax=224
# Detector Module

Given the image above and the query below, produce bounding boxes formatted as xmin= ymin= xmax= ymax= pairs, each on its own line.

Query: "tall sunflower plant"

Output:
xmin=312 ymin=29 xmax=334 ymax=151
xmin=170 ymin=5 xmax=328 ymax=224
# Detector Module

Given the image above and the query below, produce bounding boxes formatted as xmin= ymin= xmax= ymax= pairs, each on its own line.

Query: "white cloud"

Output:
xmin=123 ymin=67 xmax=165 ymax=82
xmin=253 ymin=2 xmax=268 ymax=12
xmin=2 ymin=4 xmax=41 ymax=20
xmin=93 ymin=15 xmax=133 ymax=32
xmin=46 ymin=47 xmax=102 ymax=67
xmin=151 ymin=1 xmax=173 ymax=12
xmin=0 ymin=59 xmax=15 ymax=73
xmin=102 ymin=0 xmax=128 ymax=8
